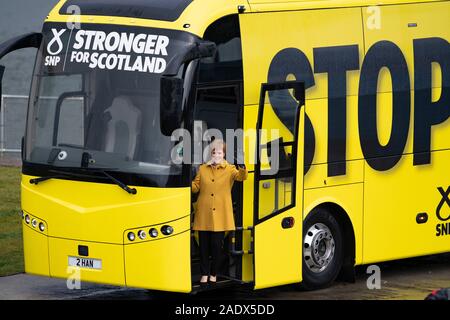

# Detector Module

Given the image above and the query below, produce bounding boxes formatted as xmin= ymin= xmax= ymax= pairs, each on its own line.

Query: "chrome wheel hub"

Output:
xmin=303 ymin=223 xmax=335 ymax=273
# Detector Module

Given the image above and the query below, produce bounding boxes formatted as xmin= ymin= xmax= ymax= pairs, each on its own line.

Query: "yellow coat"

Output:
xmin=192 ymin=160 xmax=248 ymax=231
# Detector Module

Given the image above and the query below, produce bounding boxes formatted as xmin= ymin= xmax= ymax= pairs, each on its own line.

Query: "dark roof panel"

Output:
xmin=59 ymin=0 xmax=193 ymax=22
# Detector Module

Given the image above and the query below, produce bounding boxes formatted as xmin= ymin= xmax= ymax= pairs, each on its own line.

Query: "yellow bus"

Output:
xmin=0 ymin=0 xmax=448 ymax=293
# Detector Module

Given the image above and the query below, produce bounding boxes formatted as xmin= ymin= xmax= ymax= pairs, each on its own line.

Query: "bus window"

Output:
xmin=31 ymin=74 xmax=82 ymax=148
xmin=257 ymin=88 xmax=298 ymax=220
xmin=199 ymin=15 xmax=243 ymax=83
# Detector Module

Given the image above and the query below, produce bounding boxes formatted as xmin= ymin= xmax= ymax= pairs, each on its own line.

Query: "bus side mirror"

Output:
xmin=160 ymin=76 xmax=184 ymax=136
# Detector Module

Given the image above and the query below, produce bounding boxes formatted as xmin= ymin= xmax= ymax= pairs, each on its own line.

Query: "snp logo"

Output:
xmin=435 ymin=186 xmax=450 ymax=237
xmin=44 ymin=28 xmax=66 ymax=67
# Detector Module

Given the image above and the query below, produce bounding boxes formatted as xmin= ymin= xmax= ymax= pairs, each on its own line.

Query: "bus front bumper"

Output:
xmin=23 ymin=214 xmax=192 ymax=293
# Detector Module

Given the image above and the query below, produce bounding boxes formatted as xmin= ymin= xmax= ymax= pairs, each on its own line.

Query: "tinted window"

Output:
xmin=199 ymin=15 xmax=243 ymax=83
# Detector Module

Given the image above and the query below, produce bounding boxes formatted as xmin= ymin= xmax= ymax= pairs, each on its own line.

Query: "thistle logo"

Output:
xmin=436 ymin=186 xmax=450 ymax=222
xmin=435 ymin=186 xmax=450 ymax=237
xmin=44 ymin=29 xmax=65 ymax=67
xmin=47 ymin=29 xmax=66 ymax=55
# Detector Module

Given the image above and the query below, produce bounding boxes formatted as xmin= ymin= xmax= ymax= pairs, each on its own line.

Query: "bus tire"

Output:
xmin=299 ymin=207 xmax=343 ymax=290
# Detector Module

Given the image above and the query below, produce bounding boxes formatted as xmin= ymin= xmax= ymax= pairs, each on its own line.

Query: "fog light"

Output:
xmin=149 ymin=228 xmax=158 ymax=238
xmin=39 ymin=222 xmax=45 ymax=232
xmin=127 ymin=232 xmax=135 ymax=241
xmin=138 ymin=230 xmax=146 ymax=240
xmin=161 ymin=225 xmax=174 ymax=236
xmin=31 ymin=219 xmax=37 ymax=228
xmin=25 ymin=215 xmax=30 ymax=224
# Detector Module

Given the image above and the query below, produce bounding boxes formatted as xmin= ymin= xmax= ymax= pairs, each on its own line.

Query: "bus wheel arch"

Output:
xmin=300 ymin=202 xmax=356 ymax=290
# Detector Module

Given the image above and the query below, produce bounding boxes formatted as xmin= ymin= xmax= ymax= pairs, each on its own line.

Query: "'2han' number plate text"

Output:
xmin=68 ymin=256 xmax=102 ymax=270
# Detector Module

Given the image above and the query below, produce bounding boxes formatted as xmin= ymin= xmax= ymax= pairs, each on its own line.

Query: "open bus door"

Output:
xmin=253 ymin=81 xmax=305 ymax=289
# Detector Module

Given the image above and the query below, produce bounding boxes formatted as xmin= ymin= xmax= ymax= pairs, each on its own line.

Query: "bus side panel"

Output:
xmin=240 ymin=7 xmax=365 ymax=281
xmin=361 ymin=1 xmax=450 ymax=154
xmin=362 ymin=1 xmax=450 ymax=264
xmin=363 ymin=150 xmax=450 ymax=263
xmin=240 ymin=7 xmax=364 ymax=106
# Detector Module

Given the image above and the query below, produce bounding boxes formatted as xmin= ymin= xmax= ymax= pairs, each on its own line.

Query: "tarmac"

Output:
xmin=0 ymin=253 xmax=449 ymax=300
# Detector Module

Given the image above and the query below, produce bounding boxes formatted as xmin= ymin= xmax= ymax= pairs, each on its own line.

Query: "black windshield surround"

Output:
xmin=23 ymin=22 xmax=201 ymax=188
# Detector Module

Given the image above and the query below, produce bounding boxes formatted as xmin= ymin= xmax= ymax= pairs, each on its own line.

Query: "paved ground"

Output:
xmin=0 ymin=253 xmax=449 ymax=300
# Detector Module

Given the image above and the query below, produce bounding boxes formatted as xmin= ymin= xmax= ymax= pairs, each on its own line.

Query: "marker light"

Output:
xmin=138 ymin=230 xmax=146 ymax=240
xmin=31 ymin=219 xmax=37 ymax=228
xmin=127 ymin=232 xmax=136 ymax=241
xmin=25 ymin=215 xmax=30 ymax=224
xmin=39 ymin=222 xmax=45 ymax=232
xmin=416 ymin=212 xmax=428 ymax=224
xmin=149 ymin=228 xmax=158 ymax=238
xmin=282 ymin=217 xmax=295 ymax=229
xmin=161 ymin=225 xmax=174 ymax=236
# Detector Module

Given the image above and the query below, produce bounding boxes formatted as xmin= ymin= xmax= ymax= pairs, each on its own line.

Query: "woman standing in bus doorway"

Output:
xmin=191 ymin=139 xmax=248 ymax=286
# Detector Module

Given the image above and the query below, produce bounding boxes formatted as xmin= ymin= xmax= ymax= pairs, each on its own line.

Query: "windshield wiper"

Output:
xmin=99 ymin=170 xmax=137 ymax=195
xmin=29 ymin=175 xmax=63 ymax=185
xmin=29 ymin=168 xmax=137 ymax=195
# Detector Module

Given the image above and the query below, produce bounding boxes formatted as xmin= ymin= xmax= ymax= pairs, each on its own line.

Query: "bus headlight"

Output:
xmin=161 ymin=225 xmax=174 ymax=236
xmin=127 ymin=232 xmax=135 ymax=241
xmin=31 ymin=219 xmax=37 ymax=228
xmin=149 ymin=228 xmax=158 ymax=238
xmin=138 ymin=230 xmax=146 ymax=240
xmin=39 ymin=222 xmax=45 ymax=232
xmin=25 ymin=215 xmax=30 ymax=224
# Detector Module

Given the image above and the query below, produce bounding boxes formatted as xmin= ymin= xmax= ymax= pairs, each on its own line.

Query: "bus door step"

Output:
xmin=192 ymin=275 xmax=251 ymax=293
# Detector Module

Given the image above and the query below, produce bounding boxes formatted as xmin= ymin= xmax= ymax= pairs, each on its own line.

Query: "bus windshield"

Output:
xmin=24 ymin=22 xmax=199 ymax=187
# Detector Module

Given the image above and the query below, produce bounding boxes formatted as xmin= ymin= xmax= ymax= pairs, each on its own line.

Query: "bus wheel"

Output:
xmin=300 ymin=208 xmax=343 ymax=290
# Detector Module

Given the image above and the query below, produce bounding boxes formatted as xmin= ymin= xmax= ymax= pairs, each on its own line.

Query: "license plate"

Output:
xmin=68 ymin=256 xmax=102 ymax=270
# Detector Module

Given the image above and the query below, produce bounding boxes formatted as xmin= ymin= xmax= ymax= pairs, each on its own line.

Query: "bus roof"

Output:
xmin=47 ymin=0 xmax=243 ymax=37
xmin=47 ymin=0 xmax=444 ymax=37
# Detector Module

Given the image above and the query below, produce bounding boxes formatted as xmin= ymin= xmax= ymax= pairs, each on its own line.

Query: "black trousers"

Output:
xmin=198 ymin=231 xmax=225 ymax=276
